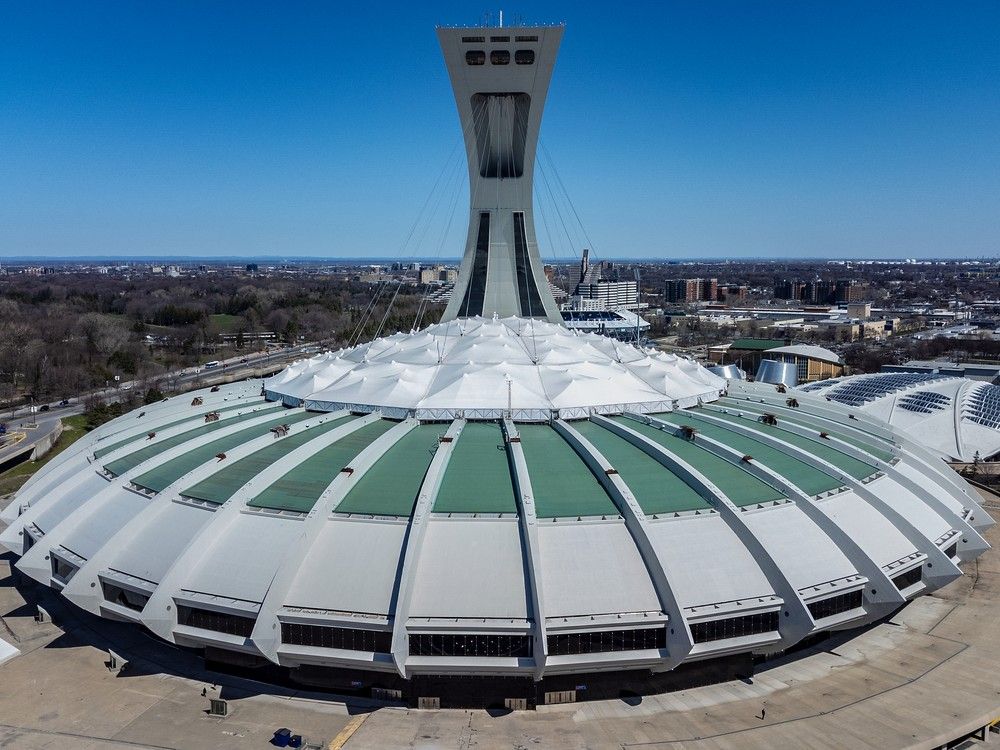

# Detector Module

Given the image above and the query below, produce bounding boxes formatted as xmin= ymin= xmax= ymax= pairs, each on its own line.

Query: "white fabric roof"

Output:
xmin=265 ymin=317 xmax=725 ymax=419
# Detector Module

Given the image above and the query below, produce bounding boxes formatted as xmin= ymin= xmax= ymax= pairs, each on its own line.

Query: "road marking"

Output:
xmin=328 ymin=713 xmax=369 ymax=750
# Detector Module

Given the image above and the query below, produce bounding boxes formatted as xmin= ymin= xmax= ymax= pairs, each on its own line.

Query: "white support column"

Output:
xmin=680 ymin=409 xmax=962 ymax=590
xmin=59 ymin=411 xmax=354 ymax=616
xmin=716 ymin=394 xmax=993 ymax=527
xmin=592 ymin=414 xmax=815 ymax=650
xmin=389 ymin=419 xmax=465 ymax=678
xmin=654 ymin=418 xmax=906 ymax=621
xmin=553 ymin=419 xmax=693 ymax=670
xmin=502 ymin=418 xmax=548 ymax=680
xmin=140 ymin=413 xmax=397 ymax=645
xmin=7 ymin=406 xmax=308 ymax=584
xmin=703 ymin=403 xmax=989 ymax=557
xmin=248 ymin=418 xmax=418 ymax=664
xmin=2 ymin=398 xmax=278 ymax=533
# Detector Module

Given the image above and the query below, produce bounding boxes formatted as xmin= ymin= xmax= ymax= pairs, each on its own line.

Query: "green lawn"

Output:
xmin=209 ymin=314 xmax=243 ymax=332
xmin=0 ymin=415 xmax=89 ymax=496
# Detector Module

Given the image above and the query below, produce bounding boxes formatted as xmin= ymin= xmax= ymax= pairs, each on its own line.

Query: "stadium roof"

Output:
xmin=800 ymin=372 xmax=1000 ymax=461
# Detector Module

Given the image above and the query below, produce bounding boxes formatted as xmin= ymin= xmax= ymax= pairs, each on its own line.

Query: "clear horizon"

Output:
xmin=2 ymin=1 xmax=998 ymax=260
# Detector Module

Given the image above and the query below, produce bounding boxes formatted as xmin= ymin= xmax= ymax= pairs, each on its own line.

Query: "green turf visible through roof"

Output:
xmin=653 ymin=412 xmax=844 ymax=496
xmin=103 ymin=406 xmax=284 ymax=477
xmin=611 ymin=417 xmax=786 ymax=507
xmin=571 ymin=420 xmax=710 ymax=514
xmin=180 ymin=415 xmax=358 ymax=504
xmin=336 ymin=424 xmax=443 ymax=516
xmin=517 ymin=424 xmax=618 ymax=518
xmin=716 ymin=398 xmax=896 ymax=461
xmin=248 ymin=419 xmax=395 ymax=513
xmin=132 ymin=411 xmax=313 ymax=492
xmin=94 ymin=401 xmax=263 ymax=459
xmin=702 ymin=410 xmax=877 ymax=480
xmin=433 ymin=422 xmax=517 ymax=514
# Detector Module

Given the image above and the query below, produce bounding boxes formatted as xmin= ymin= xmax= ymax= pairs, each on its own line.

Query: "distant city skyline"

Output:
xmin=2 ymin=1 xmax=998 ymax=260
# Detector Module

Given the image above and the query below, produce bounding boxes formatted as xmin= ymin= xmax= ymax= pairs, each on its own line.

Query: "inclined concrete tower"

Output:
xmin=438 ymin=24 xmax=564 ymax=323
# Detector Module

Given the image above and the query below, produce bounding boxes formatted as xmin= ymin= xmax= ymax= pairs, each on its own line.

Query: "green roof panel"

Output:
xmin=132 ymin=411 xmax=313 ymax=493
xmin=336 ymin=424 xmax=444 ymax=516
xmin=94 ymin=401 xmax=264 ymax=459
xmin=103 ymin=405 xmax=285 ymax=477
xmin=433 ymin=422 xmax=518 ymax=514
xmin=716 ymin=398 xmax=896 ymax=461
xmin=248 ymin=419 xmax=395 ymax=513
xmin=517 ymin=424 xmax=618 ymax=519
xmin=571 ymin=420 xmax=710 ymax=514
xmin=180 ymin=414 xmax=358 ymax=504
xmin=611 ymin=417 xmax=787 ymax=507
xmin=700 ymin=409 xmax=878 ymax=481
xmin=653 ymin=412 xmax=844 ymax=496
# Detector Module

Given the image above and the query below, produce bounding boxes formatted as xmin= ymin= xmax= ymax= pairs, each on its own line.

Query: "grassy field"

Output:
xmin=209 ymin=313 xmax=243 ymax=332
xmin=0 ymin=415 xmax=89 ymax=497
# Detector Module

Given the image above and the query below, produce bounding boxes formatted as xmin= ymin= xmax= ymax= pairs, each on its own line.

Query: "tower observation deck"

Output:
xmin=438 ymin=24 xmax=564 ymax=323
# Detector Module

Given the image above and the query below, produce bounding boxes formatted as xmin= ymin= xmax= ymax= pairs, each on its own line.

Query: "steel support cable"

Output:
xmin=409 ymin=142 xmax=466 ymax=331
xmin=535 ymin=147 xmax=579 ymax=264
xmin=541 ymin=140 xmax=598 ymax=257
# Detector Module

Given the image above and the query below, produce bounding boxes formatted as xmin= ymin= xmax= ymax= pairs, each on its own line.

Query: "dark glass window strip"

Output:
xmin=177 ymin=606 xmax=256 ymax=638
xmin=546 ymin=627 xmax=666 ymax=656
xmin=807 ymin=589 xmax=863 ymax=621
xmin=100 ymin=582 xmax=150 ymax=612
xmin=281 ymin=623 xmax=392 ymax=653
xmin=465 ymin=50 xmax=485 ymax=65
xmin=944 ymin=542 xmax=958 ymax=559
xmin=490 ymin=35 xmax=510 ymax=42
xmin=690 ymin=611 xmax=779 ymax=644
xmin=462 ymin=35 xmax=485 ymax=43
xmin=408 ymin=633 xmax=532 ymax=658
xmin=892 ymin=565 xmax=922 ymax=591
xmin=515 ymin=35 xmax=538 ymax=42
xmin=51 ymin=556 xmax=76 ymax=582
xmin=514 ymin=49 xmax=535 ymax=65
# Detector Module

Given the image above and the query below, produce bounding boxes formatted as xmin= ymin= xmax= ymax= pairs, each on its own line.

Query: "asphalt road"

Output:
xmin=2 ymin=341 xmax=329 ymax=424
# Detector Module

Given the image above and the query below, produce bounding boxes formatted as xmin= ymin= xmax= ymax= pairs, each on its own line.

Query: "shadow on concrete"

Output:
xmin=2 ymin=601 xmax=37 ymax=620
xmin=619 ymin=690 xmax=643 ymax=707
xmin=4 ymin=568 xmax=394 ymax=715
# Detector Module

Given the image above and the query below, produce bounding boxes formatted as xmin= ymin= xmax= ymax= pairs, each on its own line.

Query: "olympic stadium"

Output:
xmin=0 ymin=23 xmax=993 ymax=710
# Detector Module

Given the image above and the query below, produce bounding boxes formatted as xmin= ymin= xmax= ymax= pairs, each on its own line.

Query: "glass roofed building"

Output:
xmin=800 ymin=372 xmax=1000 ymax=462
xmin=1 ymin=22 xmax=992 ymax=710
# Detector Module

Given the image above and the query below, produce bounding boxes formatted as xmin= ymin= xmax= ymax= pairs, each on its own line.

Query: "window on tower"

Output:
xmin=515 ymin=49 xmax=535 ymax=65
xmin=490 ymin=50 xmax=511 ymax=65
xmin=466 ymin=50 xmax=486 ymax=66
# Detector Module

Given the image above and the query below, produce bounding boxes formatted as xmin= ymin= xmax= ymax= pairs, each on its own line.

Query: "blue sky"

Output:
xmin=1 ymin=1 xmax=998 ymax=260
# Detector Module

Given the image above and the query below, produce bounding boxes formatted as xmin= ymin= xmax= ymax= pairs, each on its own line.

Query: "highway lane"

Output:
xmin=2 ymin=340 xmax=332 ymax=424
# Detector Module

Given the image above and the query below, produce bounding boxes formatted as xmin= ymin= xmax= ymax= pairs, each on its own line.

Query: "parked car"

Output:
xmin=39 ymin=404 xmax=50 ymax=412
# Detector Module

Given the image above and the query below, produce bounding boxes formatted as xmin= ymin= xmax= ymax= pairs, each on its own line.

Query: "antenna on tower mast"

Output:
xmin=499 ymin=9 xmax=503 ymax=27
